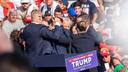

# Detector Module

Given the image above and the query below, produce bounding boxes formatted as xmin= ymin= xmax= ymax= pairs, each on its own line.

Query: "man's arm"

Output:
xmin=58 ymin=28 xmax=72 ymax=44
xmin=90 ymin=2 xmax=98 ymax=24
xmin=92 ymin=13 xmax=98 ymax=24
xmin=40 ymin=25 xmax=62 ymax=40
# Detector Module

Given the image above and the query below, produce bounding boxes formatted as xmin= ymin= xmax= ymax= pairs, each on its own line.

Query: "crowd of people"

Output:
xmin=0 ymin=0 xmax=128 ymax=72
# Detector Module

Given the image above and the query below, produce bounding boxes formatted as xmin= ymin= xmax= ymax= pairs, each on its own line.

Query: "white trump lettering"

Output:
xmin=71 ymin=57 xmax=92 ymax=68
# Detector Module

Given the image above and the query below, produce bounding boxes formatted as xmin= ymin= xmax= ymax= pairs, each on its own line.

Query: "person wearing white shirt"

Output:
xmin=17 ymin=0 xmax=38 ymax=24
xmin=10 ymin=0 xmax=22 ymax=8
xmin=0 ymin=5 xmax=4 ymax=20
xmin=2 ymin=9 xmax=25 ymax=38
xmin=40 ymin=0 xmax=58 ymax=16
xmin=10 ymin=0 xmax=36 ymax=8
xmin=0 ymin=5 xmax=4 ymax=28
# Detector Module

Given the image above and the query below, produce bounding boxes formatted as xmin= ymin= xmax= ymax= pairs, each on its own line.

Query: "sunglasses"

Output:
xmin=22 ymin=3 xmax=29 ymax=5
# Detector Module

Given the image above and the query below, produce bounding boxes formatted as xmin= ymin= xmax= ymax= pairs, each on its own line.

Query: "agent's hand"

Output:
xmin=53 ymin=17 xmax=61 ymax=26
xmin=72 ymin=26 xmax=78 ymax=34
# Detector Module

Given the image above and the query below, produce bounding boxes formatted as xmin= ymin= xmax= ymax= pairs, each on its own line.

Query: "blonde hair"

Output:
xmin=31 ymin=9 xmax=41 ymax=20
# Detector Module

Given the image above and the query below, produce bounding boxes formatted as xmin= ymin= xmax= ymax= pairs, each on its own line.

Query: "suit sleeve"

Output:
xmin=58 ymin=28 xmax=72 ymax=44
xmin=88 ymin=26 xmax=103 ymax=44
xmin=40 ymin=25 xmax=62 ymax=40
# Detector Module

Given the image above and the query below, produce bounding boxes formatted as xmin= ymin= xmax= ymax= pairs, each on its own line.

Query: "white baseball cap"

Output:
xmin=21 ymin=0 xmax=30 ymax=3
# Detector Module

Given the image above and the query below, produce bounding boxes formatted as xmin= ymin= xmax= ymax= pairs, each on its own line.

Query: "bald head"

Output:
xmin=8 ymin=9 xmax=18 ymax=23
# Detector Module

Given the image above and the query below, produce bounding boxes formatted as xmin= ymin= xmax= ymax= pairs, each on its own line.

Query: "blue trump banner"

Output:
xmin=65 ymin=50 xmax=98 ymax=72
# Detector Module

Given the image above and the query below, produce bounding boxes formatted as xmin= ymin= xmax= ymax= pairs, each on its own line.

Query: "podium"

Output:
xmin=27 ymin=54 xmax=69 ymax=67
xmin=26 ymin=52 xmax=104 ymax=72
xmin=27 ymin=54 xmax=69 ymax=72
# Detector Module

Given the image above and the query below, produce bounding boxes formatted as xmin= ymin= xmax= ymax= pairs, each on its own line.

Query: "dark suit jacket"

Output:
xmin=71 ymin=26 xmax=102 ymax=53
xmin=22 ymin=23 xmax=54 ymax=56
xmin=53 ymin=28 xmax=71 ymax=54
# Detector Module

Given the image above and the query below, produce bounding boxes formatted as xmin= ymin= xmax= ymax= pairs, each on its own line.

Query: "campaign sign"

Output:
xmin=65 ymin=50 xmax=98 ymax=72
